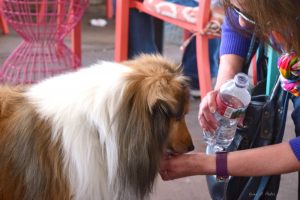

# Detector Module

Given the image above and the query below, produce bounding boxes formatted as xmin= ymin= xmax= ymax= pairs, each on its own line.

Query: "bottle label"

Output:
xmin=216 ymin=93 xmax=246 ymax=119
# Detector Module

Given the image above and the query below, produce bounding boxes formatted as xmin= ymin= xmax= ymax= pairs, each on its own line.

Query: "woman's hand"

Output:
xmin=159 ymin=153 xmax=216 ymax=180
xmin=198 ymin=90 xmax=219 ymax=133
xmin=159 ymin=153 xmax=201 ymax=180
xmin=198 ymin=54 xmax=245 ymax=132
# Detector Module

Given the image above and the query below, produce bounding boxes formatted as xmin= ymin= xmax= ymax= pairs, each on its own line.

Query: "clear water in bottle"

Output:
xmin=214 ymin=94 xmax=245 ymax=151
xmin=202 ymin=73 xmax=251 ymax=152
xmin=203 ymin=129 xmax=216 ymax=146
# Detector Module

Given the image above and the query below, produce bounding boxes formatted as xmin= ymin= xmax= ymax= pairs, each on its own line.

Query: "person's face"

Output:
xmin=230 ymin=0 xmax=287 ymax=53
xmin=230 ymin=0 xmax=255 ymax=28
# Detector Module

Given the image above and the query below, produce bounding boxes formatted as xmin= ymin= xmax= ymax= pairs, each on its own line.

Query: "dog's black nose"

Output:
xmin=188 ymin=144 xmax=195 ymax=152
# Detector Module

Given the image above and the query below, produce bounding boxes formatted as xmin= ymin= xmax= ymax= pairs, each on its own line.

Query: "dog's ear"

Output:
xmin=112 ymin=81 xmax=185 ymax=199
xmin=145 ymin=81 xmax=182 ymax=116
xmin=111 ymin=58 xmax=189 ymax=199
xmin=146 ymin=81 xmax=187 ymax=119
xmin=151 ymin=99 xmax=172 ymax=142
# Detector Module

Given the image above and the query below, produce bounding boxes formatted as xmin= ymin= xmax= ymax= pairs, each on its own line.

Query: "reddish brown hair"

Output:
xmin=223 ymin=0 xmax=300 ymax=55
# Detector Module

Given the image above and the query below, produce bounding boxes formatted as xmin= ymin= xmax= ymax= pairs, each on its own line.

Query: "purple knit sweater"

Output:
xmin=219 ymin=13 xmax=251 ymax=58
xmin=220 ymin=15 xmax=300 ymax=162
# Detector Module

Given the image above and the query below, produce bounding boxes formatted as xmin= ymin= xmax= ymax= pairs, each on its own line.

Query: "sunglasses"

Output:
xmin=231 ymin=5 xmax=256 ymax=25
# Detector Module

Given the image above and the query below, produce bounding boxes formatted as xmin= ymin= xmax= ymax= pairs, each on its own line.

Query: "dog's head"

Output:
xmin=114 ymin=54 xmax=193 ymax=199
xmin=122 ymin=54 xmax=194 ymax=154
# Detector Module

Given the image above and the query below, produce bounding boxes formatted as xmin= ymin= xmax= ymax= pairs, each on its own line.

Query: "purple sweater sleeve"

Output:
xmin=219 ymin=14 xmax=252 ymax=58
xmin=289 ymin=137 xmax=300 ymax=162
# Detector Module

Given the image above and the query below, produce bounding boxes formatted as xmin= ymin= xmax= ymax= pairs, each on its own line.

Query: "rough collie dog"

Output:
xmin=0 ymin=54 xmax=194 ymax=200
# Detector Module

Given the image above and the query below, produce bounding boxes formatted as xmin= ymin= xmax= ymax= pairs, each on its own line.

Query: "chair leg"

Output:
xmin=153 ymin=18 xmax=164 ymax=54
xmin=196 ymin=34 xmax=212 ymax=98
xmin=72 ymin=22 xmax=82 ymax=68
xmin=0 ymin=15 xmax=9 ymax=35
xmin=37 ymin=0 xmax=47 ymax=24
xmin=114 ymin=0 xmax=130 ymax=62
xmin=106 ymin=0 xmax=114 ymax=19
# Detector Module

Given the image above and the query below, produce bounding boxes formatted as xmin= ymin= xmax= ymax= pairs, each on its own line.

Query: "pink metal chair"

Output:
xmin=0 ymin=0 xmax=88 ymax=85
xmin=115 ymin=0 xmax=223 ymax=98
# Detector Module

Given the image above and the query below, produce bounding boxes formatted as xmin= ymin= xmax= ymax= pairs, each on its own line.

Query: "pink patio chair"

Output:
xmin=114 ymin=0 xmax=224 ymax=98
xmin=0 ymin=0 xmax=88 ymax=85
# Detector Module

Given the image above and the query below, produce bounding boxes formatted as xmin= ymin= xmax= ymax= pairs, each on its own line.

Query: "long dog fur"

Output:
xmin=0 ymin=54 xmax=193 ymax=200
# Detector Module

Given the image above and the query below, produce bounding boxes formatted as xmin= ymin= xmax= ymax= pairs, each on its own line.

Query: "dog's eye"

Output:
xmin=175 ymin=114 xmax=186 ymax=121
xmin=175 ymin=116 xmax=182 ymax=121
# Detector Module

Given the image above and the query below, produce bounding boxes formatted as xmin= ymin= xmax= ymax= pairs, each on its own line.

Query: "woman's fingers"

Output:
xmin=207 ymin=90 xmax=218 ymax=113
xmin=198 ymin=90 xmax=219 ymax=131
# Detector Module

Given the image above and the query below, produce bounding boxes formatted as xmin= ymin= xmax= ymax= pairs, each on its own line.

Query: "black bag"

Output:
xmin=207 ymin=78 xmax=290 ymax=200
xmin=225 ymin=78 xmax=289 ymax=200
xmin=206 ymin=36 xmax=290 ymax=200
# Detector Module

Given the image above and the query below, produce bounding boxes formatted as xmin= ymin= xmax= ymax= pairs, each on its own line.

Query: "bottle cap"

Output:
xmin=234 ymin=73 xmax=249 ymax=88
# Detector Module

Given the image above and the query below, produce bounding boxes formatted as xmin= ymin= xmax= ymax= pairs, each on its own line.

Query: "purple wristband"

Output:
xmin=216 ymin=151 xmax=229 ymax=181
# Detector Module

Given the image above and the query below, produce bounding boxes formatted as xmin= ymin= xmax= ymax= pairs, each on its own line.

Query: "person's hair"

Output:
xmin=223 ymin=0 xmax=300 ymax=55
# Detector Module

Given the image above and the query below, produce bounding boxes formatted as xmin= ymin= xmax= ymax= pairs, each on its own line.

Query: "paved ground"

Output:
xmin=0 ymin=4 xmax=298 ymax=200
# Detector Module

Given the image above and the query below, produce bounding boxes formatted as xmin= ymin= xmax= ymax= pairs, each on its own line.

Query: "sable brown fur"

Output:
xmin=0 ymin=86 xmax=70 ymax=200
xmin=0 ymin=54 xmax=194 ymax=200
xmin=114 ymin=54 xmax=193 ymax=199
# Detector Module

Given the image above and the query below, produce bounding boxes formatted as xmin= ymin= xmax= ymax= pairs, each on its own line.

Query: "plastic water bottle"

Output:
xmin=203 ymin=73 xmax=251 ymax=152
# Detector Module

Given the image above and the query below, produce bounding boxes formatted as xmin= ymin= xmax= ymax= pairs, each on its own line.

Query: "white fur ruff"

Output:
xmin=1 ymin=55 xmax=192 ymax=200
xmin=25 ymin=61 xmax=132 ymax=200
